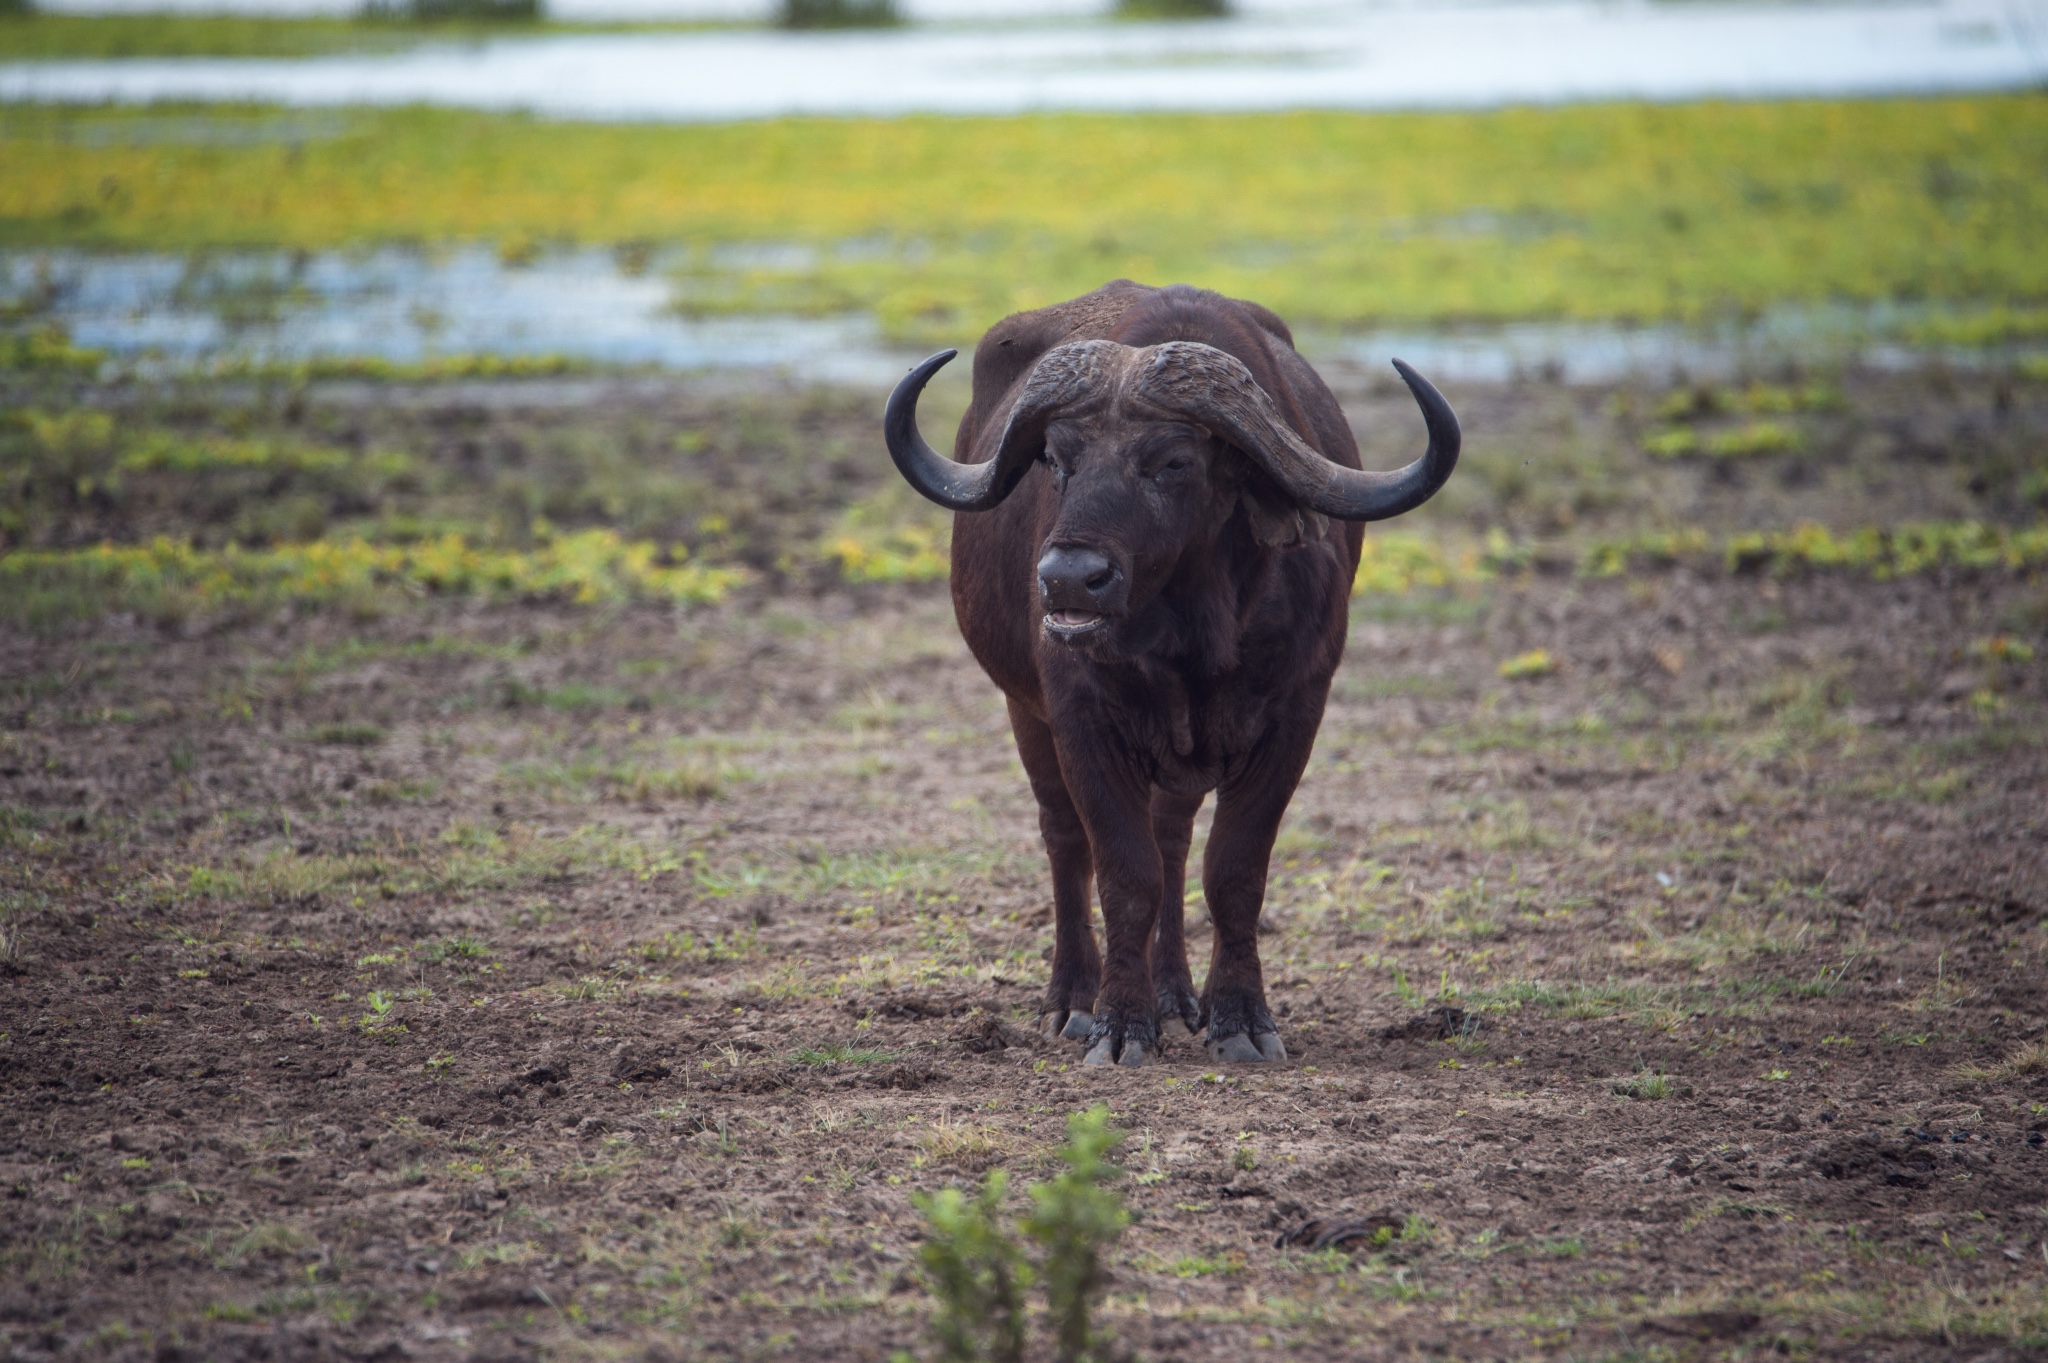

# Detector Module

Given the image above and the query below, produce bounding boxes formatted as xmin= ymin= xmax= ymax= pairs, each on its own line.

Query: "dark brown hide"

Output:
xmin=893 ymin=281 xmax=1456 ymax=1065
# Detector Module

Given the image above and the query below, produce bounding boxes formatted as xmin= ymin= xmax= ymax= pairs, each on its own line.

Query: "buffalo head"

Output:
xmin=884 ymin=338 xmax=1460 ymax=647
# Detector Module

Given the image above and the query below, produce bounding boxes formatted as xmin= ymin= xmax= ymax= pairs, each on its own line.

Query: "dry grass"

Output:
xmin=1949 ymin=1038 xmax=2048 ymax=1083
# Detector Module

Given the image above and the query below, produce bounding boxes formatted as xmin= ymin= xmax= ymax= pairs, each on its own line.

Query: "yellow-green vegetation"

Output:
xmin=0 ymin=385 xmax=893 ymax=625
xmin=3 ymin=96 xmax=2044 ymax=340
xmin=1643 ymin=419 xmax=1803 ymax=460
xmin=1580 ymin=520 xmax=2048 ymax=580
xmin=6 ymin=516 xmax=2043 ymax=626
xmin=0 ymin=328 xmax=106 ymax=374
xmin=1497 ymin=648 xmax=1557 ymax=680
xmin=827 ymin=491 xmax=950 ymax=583
xmin=0 ymin=13 xmax=422 ymax=59
xmin=1361 ymin=520 xmax=2048 ymax=598
xmin=0 ymin=12 xmax=731 ymax=60
xmin=0 ymin=530 xmax=740 ymax=628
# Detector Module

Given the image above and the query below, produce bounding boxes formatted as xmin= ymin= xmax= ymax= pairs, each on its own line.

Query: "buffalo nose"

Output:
xmin=1037 ymin=546 xmax=1120 ymax=607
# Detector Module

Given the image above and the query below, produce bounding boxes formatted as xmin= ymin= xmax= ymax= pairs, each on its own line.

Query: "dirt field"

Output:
xmin=3 ymin=365 xmax=2047 ymax=1362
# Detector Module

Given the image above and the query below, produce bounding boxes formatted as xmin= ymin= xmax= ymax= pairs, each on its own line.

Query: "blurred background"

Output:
xmin=2 ymin=0 xmax=2046 ymax=385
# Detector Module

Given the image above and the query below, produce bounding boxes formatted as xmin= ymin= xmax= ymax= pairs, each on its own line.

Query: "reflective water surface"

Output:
xmin=7 ymin=247 xmax=2039 ymax=387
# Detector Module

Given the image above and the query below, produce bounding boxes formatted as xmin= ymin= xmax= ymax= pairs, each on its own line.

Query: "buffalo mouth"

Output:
xmin=1043 ymin=609 xmax=1111 ymax=641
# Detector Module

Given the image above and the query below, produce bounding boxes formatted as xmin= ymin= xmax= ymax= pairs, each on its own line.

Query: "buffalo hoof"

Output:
xmin=1205 ymin=1030 xmax=1287 ymax=1063
xmin=1079 ymin=1015 xmax=1160 ymax=1067
xmin=1160 ymin=1015 xmax=1193 ymax=1040
xmin=1083 ymin=1034 xmax=1155 ymax=1067
xmin=1040 ymin=1009 xmax=1095 ymax=1041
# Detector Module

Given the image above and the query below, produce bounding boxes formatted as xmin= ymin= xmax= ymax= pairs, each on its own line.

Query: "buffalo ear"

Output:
xmin=1242 ymin=485 xmax=1329 ymax=548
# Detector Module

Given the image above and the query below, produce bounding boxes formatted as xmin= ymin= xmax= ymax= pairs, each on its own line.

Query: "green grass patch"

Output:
xmin=1611 ymin=1070 xmax=1683 ymax=1100
xmin=3 ymin=96 xmax=2045 ymax=341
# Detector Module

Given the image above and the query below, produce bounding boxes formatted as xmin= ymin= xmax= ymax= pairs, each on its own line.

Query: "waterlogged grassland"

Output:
xmin=3 ymin=96 xmax=2045 ymax=340
xmin=3 ymin=360 xmax=2044 ymax=630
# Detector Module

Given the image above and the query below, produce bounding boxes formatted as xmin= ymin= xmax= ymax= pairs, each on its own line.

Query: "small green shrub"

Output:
xmin=913 ymin=1172 xmax=1030 ymax=1363
xmin=913 ymin=1105 xmax=1129 ymax=1363
xmin=1022 ymin=1106 xmax=1128 ymax=1363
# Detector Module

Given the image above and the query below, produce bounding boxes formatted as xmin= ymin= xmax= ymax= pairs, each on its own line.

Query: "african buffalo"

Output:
xmin=883 ymin=281 xmax=1459 ymax=1066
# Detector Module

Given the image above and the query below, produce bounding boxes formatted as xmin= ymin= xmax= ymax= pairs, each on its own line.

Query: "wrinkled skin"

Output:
xmin=940 ymin=283 xmax=1382 ymax=1065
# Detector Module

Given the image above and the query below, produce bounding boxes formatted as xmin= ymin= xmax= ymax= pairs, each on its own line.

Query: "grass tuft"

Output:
xmin=1950 ymin=1039 xmax=2048 ymax=1083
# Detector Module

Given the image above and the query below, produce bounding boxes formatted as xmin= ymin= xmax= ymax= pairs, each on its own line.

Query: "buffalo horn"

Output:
xmin=1130 ymin=341 xmax=1460 ymax=523
xmin=885 ymin=341 xmax=1129 ymax=513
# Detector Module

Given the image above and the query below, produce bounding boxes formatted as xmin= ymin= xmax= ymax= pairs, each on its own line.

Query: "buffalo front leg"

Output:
xmin=1149 ymin=788 xmax=1204 ymax=1040
xmin=1054 ymin=733 xmax=1164 ymax=1067
xmin=1009 ymin=700 xmax=1101 ymax=1040
xmin=1199 ymin=722 xmax=1318 ymax=1063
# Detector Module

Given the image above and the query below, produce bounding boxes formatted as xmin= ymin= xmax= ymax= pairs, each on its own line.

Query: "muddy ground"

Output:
xmin=2 ymin=366 xmax=2047 ymax=1362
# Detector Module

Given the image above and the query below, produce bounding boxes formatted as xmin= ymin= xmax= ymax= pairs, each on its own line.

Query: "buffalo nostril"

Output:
xmin=1038 ymin=546 xmax=1118 ymax=604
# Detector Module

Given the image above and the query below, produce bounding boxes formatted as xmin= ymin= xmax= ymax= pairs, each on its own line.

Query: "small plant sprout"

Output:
xmin=1612 ymin=1070 xmax=1681 ymax=1100
xmin=358 ymin=991 xmax=402 ymax=1037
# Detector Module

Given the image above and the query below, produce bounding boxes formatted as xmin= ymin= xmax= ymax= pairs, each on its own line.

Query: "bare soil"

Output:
xmin=3 ymin=370 xmax=2047 ymax=1363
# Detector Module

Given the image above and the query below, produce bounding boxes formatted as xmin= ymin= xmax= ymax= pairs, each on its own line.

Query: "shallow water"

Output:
xmin=3 ymin=248 xmax=907 ymax=385
xmin=7 ymin=247 xmax=2037 ymax=387
xmin=7 ymin=0 xmax=2047 ymax=118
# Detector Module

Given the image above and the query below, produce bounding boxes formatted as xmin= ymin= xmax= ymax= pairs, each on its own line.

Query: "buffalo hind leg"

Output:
xmin=1149 ymin=789 xmax=1204 ymax=1040
xmin=1009 ymin=700 xmax=1101 ymax=1039
xmin=1199 ymin=722 xmax=1318 ymax=1062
